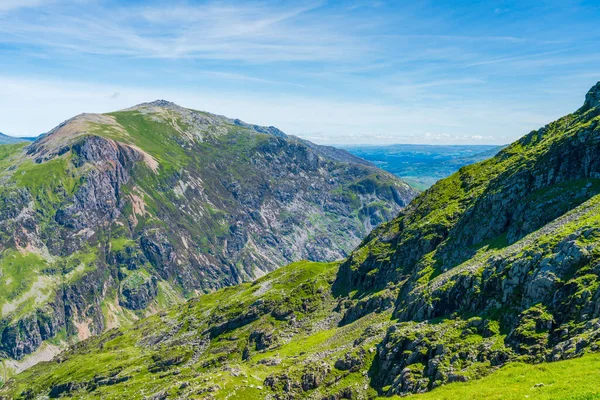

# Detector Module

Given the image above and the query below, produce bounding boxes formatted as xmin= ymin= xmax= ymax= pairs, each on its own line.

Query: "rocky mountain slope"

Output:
xmin=5 ymin=83 xmax=600 ymax=399
xmin=0 ymin=101 xmax=417 ymax=370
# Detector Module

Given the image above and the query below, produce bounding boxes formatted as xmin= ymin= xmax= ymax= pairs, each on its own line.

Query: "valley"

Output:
xmin=343 ymin=144 xmax=505 ymax=190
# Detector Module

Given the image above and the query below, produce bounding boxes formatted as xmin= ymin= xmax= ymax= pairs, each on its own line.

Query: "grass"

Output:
xmin=407 ymin=353 xmax=600 ymax=400
xmin=12 ymin=155 xmax=82 ymax=221
xmin=342 ymin=101 xmax=600 ymax=297
xmin=0 ymin=261 xmax=354 ymax=398
xmin=0 ymin=250 xmax=48 ymax=304
xmin=14 ymin=157 xmax=79 ymax=197
xmin=110 ymin=237 xmax=135 ymax=252
xmin=0 ymin=143 xmax=27 ymax=172
xmin=103 ymin=110 xmax=191 ymax=173
xmin=0 ymin=247 xmax=102 ymax=323
xmin=5 ymin=96 xmax=600 ymax=400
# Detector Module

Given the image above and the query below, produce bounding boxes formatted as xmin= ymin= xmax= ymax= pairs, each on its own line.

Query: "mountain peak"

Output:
xmin=147 ymin=99 xmax=178 ymax=108
xmin=582 ymin=81 xmax=600 ymax=111
xmin=128 ymin=99 xmax=182 ymax=111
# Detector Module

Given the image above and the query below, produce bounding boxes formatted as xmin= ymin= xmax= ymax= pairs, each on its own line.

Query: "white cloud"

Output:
xmin=0 ymin=0 xmax=596 ymax=147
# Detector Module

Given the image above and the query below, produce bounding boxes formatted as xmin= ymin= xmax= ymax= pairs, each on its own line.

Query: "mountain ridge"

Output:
xmin=0 ymin=133 xmax=32 ymax=145
xmin=125 ymin=99 xmax=375 ymax=167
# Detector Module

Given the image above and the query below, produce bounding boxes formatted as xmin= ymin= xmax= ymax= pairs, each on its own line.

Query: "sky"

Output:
xmin=0 ymin=0 xmax=599 ymax=145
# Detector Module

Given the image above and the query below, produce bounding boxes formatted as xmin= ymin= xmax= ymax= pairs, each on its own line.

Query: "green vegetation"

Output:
xmin=409 ymin=353 xmax=600 ymax=400
xmin=110 ymin=237 xmax=135 ymax=252
xmin=2 ymin=261 xmax=369 ymax=399
xmin=0 ymin=98 xmax=415 ymax=376
xmin=104 ymin=110 xmax=191 ymax=172
xmin=0 ymin=251 xmax=48 ymax=316
xmin=12 ymin=155 xmax=82 ymax=221
xmin=0 ymin=143 xmax=27 ymax=169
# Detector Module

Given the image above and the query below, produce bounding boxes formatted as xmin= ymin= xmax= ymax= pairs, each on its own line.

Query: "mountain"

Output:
xmin=344 ymin=144 xmax=506 ymax=189
xmin=297 ymin=139 xmax=375 ymax=167
xmin=0 ymin=100 xmax=417 ymax=368
xmin=6 ymin=83 xmax=600 ymax=399
xmin=0 ymin=133 xmax=33 ymax=144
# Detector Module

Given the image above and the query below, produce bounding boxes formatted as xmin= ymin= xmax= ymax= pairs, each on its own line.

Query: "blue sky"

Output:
xmin=0 ymin=0 xmax=599 ymax=144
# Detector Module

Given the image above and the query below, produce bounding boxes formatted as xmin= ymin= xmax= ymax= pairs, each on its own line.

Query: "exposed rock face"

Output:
xmin=582 ymin=81 xmax=600 ymax=111
xmin=300 ymin=363 xmax=331 ymax=391
xmin=334 ymin=348 xmax=365 ymax=371
xmin=0 ymin=101 xmax=417 ymax=364
xmin=120 ymin=275 xmax=158 ymax=310
xmin=374 ymin=319 xmax=510 ymax=395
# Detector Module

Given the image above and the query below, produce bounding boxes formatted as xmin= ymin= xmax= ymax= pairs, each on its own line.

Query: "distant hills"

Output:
xmin=0 ymin=132 xmax=34 ymax=144
xmin=343 ymin=143 xmax=506 ymax=190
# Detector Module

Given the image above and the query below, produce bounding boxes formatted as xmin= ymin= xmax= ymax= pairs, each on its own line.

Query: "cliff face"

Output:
xmin=0 ymin=101 xmax=417 ymax=365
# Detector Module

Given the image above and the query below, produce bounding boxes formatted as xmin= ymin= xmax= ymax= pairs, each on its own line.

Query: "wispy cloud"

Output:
xmin=0 ymin=1 xmax=375 ymax=63
xmin=382 ymin=78 xmax=486 ymax=99
xmin=465 ymin=49 xmax=571 ymax=67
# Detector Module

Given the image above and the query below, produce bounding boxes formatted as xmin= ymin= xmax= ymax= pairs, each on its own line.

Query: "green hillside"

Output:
xmin=410 ymin=353 xmax=600 ymax=400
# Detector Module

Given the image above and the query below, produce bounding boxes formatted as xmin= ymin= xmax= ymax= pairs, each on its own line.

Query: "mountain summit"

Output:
xmin=5 ymin=83 xmax=600 ymax=399
xmin=582 ymin=81 xmax=600 ymax=111
xmin=0 ymin=101 xmax=416 ymax=366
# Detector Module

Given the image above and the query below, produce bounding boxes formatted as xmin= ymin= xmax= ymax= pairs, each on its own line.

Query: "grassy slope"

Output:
xmin=4 ymin=197 xmax=600 ymax=398
xmin=5 ymin=259 xmax=600 ymax=399
xmin=409 ymin=353 xmax=600 ymax=400
xmin=3 ymin=261 xmax=391 ymax=399
xmin=341 ymin=98 xmax=600 ymax=295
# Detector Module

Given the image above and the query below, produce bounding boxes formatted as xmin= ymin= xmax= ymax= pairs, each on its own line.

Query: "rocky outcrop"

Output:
xmin=337 ymin=83 xmax=600 ymax=298
xmin=120 ymin=275 xmax=158 ymax=310
xmin=334 ymin=348 xmax=365 ymax=371
xmin=328 ymin=83 xmax=600 ymax=396
xmin=582 ymin=81 xmax=600 ymax=111
xmin=300 ymin=363 xmax=331 ymax=391
xmin=373 ymin=319 xmax=511 ymax=395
